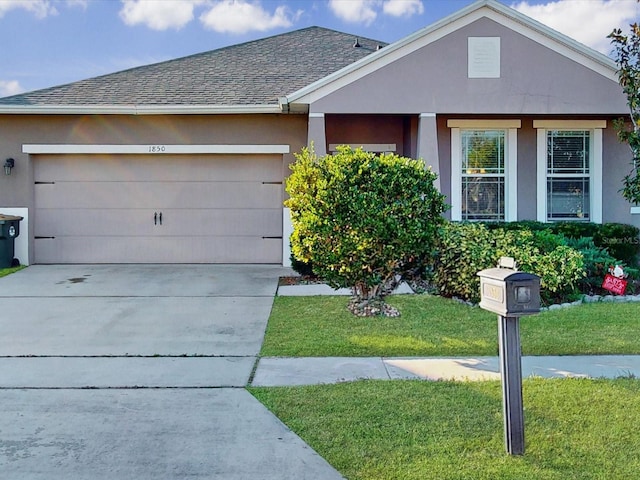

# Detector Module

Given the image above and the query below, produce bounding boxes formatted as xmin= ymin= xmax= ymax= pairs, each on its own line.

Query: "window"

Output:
xmin=449 ymin=120 xmax=520 ymax=222
xmin=461 ymin=130 xmax=505 ymax=220
xmin=546 ymin=130 xmax=590 ymax=221
xmin=535 ymin=121 xmax=604 ymax=223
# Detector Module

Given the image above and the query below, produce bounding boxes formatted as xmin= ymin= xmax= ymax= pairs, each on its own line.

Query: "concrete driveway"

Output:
xmin=0 ymin=265 xmax=344 ymax=479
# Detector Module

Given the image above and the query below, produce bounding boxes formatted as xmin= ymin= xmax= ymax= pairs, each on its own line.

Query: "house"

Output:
xmin=0 ymin=0 xmax=634 ymax=266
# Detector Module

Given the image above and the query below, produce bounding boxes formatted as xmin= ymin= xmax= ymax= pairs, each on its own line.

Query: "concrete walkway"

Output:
xmin=252 ymin=355 xmax=640 ymax=386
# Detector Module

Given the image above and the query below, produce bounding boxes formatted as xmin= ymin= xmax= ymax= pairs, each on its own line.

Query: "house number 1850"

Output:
xmin=148 ymin=145 xmax=167 ymax=153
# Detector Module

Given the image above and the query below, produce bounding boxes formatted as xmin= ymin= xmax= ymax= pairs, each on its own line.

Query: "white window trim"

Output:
xmin=449 ymin=120 xmax=519 ymax=222
xmin=535 ymin=121 xmax=604 ymax=224
xmin=448 ymin=120 xmax=521 ymax=129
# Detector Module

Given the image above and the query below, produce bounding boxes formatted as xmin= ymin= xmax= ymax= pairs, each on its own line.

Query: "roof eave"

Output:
xmin=0 ymin=104 xmax=283 ymax=115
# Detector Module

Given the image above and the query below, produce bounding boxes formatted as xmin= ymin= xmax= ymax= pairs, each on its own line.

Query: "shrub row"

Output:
xmin=290 ymin=217 xmax=640 ymax=303
xmin=483 ymin=221 xmax=640 ymax=266
xmin=433 ymin=222 xmax=640 ymax=304
xmin=433 ymin=223 xmax=585 ymax=305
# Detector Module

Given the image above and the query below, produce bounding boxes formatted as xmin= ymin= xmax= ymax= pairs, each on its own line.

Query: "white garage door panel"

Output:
xmin=35 ymin=237 xmax=282 ymax=264
xmin=35 ymin=182 xmax=281 ymax=209
xmin=35 ymin=154 xmax=282 ymax=183
xmin=35 ymin=209 xmax=282 ymax=237
xmin=33 ymin=153 xmax=284 ymax=264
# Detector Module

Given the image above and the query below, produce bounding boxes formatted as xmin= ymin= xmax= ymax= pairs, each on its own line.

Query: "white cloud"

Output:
xmin=512 ymin=0 xmax=639 ymax=54
xmin=329 ymin=0 xmax=424 ymax=25
xmin=199 ymin=1 xmax=297 ymax=34
xmin=0 ymin=80 xmax=25 ymax=98
xmin=328 ymin=0 xmax=379 ymax=25
xmin=382 ymin=0 xmax=424 ymax=18
xmin=66 ymin=0 xmax=88 ymax=9
xmin=119 ymin=0 xmax=204 ymax=31
xmin=0 ymin=0 xmax=58 ymax=19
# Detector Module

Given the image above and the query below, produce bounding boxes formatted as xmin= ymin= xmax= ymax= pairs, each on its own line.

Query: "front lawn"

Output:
xmin=250 ymin=378 xmax=640 ymax=480
xmin=261 ymin=295 xmax=640 ymax=357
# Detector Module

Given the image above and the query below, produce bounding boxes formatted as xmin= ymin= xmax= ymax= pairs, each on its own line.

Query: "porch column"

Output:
xmin=307 ymin=113 xmax=327 ymax=156
xmin=417 ymin=113 xmax=440 ymax=191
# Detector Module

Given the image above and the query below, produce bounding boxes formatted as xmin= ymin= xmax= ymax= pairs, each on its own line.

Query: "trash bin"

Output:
xmin=0 ymin=214 xmax=23 ymax=268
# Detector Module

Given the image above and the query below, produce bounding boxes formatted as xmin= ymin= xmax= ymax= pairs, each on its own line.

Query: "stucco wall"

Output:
xmin=0 ymin=113 xmax=308 ymax=202
xmin=602 ymin=124 xmax=639 ymax=226
xmin=0 ymin=113 xmax=308 ymax=262
xmin=310 ymin=17 xmax=627 ymax=115
xmin=517 ymin=119 xmax=538 ymax=221
xmin=325 ymin=114 xmax=407 ymax=155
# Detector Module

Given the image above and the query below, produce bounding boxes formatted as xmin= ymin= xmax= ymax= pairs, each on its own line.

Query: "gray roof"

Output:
xmin=0 ymin=27 xmax=385 ymax=107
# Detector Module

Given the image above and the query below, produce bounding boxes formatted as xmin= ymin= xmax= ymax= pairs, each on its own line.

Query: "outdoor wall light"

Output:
xmin=4 ymin=158 xmax=14 ymax=175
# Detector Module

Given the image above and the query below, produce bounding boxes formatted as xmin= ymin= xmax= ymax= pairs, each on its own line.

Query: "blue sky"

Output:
xmin=0 ymin=0 xmax=638 ymax=98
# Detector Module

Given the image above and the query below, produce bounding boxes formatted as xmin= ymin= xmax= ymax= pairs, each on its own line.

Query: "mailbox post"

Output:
xmin=478 ymin=257 xmax=540 ymax=455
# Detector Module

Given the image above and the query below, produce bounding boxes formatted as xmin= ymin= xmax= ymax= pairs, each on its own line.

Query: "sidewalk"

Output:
xmin=251 ymin=355 xmax=640 ymax=386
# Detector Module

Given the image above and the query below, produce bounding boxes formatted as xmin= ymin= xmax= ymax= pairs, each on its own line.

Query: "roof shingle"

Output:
xmin=0 ymin=27 xmax=385 ymax=107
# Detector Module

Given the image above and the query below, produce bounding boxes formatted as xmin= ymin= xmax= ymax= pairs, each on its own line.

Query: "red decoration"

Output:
xmin=602 ymin=274 xmax=628 ymax=295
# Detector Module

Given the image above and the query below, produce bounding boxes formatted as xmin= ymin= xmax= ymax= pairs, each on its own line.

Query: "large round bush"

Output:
xmin=286 ymin=146 xmax=446 ymax=313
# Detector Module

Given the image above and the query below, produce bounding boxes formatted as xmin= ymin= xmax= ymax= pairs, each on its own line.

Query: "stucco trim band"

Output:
xmin=22 ymin=144 xmax=291 ymax=155
xmin=533 ymin=120 xmax=607 ymax=129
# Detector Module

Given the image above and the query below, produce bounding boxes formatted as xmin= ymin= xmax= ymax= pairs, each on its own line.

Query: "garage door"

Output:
xmin=33 ymin=154 xmax=283 ymax=264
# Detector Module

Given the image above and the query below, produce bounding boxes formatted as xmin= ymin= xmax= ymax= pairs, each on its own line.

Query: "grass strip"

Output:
xmin=250 ymin=378 xmax=640 ymax=480
xmin=261 ymin=295 xmax=640 ymax=357
xmin=0 ymin=265 xmax=25 ymax=278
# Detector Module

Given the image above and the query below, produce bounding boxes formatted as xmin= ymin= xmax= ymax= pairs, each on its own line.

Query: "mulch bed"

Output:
xmin=278 ymin=275 xmax=325 ymax=286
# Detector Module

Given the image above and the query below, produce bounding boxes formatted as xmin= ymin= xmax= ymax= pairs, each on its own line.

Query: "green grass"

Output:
xmin=250 ymin=378 xmax=640 ymax=480
xmin=256 ymin=294 xmax=640 ymax=479
xmin=261 ymin=295 xmax=640 ymax=357
xmin=0 ymin=265 xmax=25 ymax=278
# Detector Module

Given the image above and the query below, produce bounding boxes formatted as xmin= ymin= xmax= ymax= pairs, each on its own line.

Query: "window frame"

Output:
xmin=448 ymin=119 xmax=520 ymax=222
xmin=535 ymin=120 xmax=604 ymax=224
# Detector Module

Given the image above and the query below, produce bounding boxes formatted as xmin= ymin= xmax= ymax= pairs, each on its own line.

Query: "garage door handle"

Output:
xmin=159 ymin=212 xmax=163 ymax=225
xmin=154 ymin=212 xmax=158 ymax=225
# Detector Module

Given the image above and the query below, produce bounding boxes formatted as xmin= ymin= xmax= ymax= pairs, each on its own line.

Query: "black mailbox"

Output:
xmin=477 ymin=258 xmax=541 ymax=317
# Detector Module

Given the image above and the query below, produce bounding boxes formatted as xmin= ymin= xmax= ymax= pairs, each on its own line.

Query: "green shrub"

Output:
xmin=532 ymin=229 xmax=568 ymax=252
xmin=484 ymin=220 xmax=548 ymax=232
xmin=433 ymin=223 xmax=494 ymax=302
xmin=564 ymin=236 xmax=640 ymax=295
xmin=285 ymin=146 xmax=447 ymax=310
xmin=484 ymin=221 xmax=640 ymax=266
xmin=565 ymin=237 xmax=617 ymax=295
xmin=289 ymin=254 xmax=315 ymax=277
xmin=593 ymin=223 xmax=640 ymax=266
xmin=551 ymin=221 xmax=600 ymax=240
xmin=434 ymin=222 xmax=584 ymax=305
